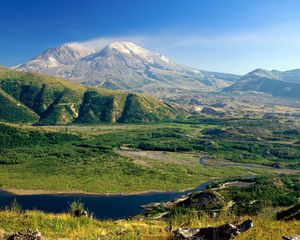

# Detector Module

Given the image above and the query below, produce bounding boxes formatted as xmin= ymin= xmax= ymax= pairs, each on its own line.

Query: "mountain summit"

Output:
xmin=15 ymin=41 xmax=239 ymax=94
xmin=17 ymin=43 xmax=95 ymax=69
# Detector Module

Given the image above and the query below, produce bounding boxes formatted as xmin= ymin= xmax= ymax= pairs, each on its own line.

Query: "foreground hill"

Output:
xmin=0 ymin=67 xmax=178 ymax=124
xmin=224 ymin=69 xmax=300 ymax=99
xmin=0 ymin=206 xmax=298 ymax=239
xmin=15 ymin=41 xmax=239 ymax=93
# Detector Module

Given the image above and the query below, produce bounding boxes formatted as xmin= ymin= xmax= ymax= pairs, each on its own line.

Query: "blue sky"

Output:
xmin=1 ymin=0 xmax=300 ymax=74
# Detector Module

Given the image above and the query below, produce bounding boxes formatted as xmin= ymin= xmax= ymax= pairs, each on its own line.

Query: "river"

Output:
xmin=0 ymin=181 xmax=213 ymax=220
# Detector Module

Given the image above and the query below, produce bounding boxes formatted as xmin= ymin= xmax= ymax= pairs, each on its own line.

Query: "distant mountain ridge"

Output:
xmin=15 ymin=41 xmax=240 ymax=93
xmin=270 ymin=69 xmax=300 ymax=84
xmin=0 ymin=67 xmax=179 ymax=125
xmin=13 ymin=41 xmax=300 ymax=99
xmin=224 ymin=68 xmax=300 ymax=99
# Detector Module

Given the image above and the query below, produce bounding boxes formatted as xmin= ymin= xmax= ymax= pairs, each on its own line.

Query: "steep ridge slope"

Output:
xmin=0 ymin=67 xmax=178 ymax=124
xmin=0 ymin=88 xmax=39 ymax=123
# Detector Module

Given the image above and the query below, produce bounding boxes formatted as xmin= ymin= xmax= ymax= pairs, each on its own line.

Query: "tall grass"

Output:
xmin=0 ymin=208 xmax=298 ymax=239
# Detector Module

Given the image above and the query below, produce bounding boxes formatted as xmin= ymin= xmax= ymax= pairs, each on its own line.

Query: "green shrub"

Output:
xmin=5 ymin=199 xmax=22 ymax=213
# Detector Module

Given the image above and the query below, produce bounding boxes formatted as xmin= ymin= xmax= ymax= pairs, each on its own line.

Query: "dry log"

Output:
xmin=173 ymin=219 xmax=253 ymax=240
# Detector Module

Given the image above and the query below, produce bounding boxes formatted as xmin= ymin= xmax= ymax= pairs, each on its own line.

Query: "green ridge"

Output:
xmin=0 ymin=67 xmax=178 ymax=125
xmin=119 ymin=94 xmax=178 ymax=123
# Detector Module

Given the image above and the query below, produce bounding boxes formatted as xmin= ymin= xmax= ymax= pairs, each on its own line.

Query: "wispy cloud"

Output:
xmin=78 ymin=24 xmax=300 ymax=50
xmin=75 ymin=24 xmax=300 ymax=74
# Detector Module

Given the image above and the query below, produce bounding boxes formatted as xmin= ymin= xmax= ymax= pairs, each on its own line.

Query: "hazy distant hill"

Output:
xmin=224 ymin=69 xmax=300 ymax=99
xmin=0 ymin=67 xmax=179 ymax=124
xmin=273 ymin=69 xmax=300 ymax=84
xmin=15 ymin=41 xmax=239 ymax=93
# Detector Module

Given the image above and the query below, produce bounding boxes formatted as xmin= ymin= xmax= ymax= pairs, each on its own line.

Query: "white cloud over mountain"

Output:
xmin=73 ymin=23 xmax=300 ymax=74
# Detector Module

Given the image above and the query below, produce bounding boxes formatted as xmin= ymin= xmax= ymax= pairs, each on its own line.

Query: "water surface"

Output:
xmin=0 ymin=181 xmax=212 ymax=219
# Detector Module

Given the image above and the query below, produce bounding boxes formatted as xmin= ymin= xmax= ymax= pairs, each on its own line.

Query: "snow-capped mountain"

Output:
xmin=15 ymin=41 xmax=240 ymax=93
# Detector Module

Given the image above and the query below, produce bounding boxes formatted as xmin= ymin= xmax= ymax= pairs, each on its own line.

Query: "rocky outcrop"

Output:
xmin=282 ymin=235 xmax=300 ymax=240
xmin=73 ymin=209 xmax=88 ymax=217
xmin=211 ymin=103 xmax=227 ymax=108
xmin=173 ymin=219 xmax=253 ymax=240
xmin=143 ymin=189 xmax=226 ymax=219
xmin=201 ymin=107 xmax=221 ymax=115
xmin=177 ymin=190 xmax=226 ymax=212
xmin=276 ymin=203 xmax=300 ymax=221
xmin=5 ymin=229 xmax=42 ymax=240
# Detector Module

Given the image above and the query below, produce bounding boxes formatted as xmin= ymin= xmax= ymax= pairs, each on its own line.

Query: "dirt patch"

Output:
xmin=116 ymin=148 xmax=199 ymax=166
xmin=223 ymin=181 xmax=254 ymax=188
xmin=200 ymin=157 xmax=300 ymax=175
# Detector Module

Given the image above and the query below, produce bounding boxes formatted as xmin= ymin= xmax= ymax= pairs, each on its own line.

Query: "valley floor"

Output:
xmin=1 ymin=151 xmax=297 ymax=195
xmin=1 ymin=120 xmax=300 ymax=194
